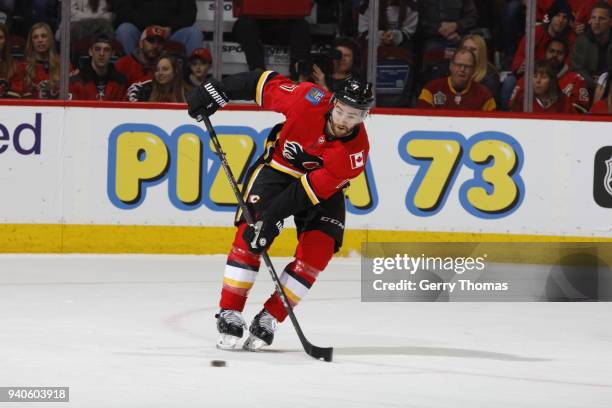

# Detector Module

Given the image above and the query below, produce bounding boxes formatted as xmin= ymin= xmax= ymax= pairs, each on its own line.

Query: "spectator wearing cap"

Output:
xmin=115 ymin=25 xmax=166 ymax=95
xmin=502 ymin=1 xmax=588 ymax=69
xmin=185 ymin=48 xmax=212 ymax=88
xmin=512 ymin=0 xmax=575 ymax=77
xmin=500 ymin=0 xmax=575 ymax=109
xmin=69 ymin=34 xmax=128 ymax=101
xmin=417 ymin=48 xmax=496 ymax=110
xmin=571 ymin=2 xmax=612 ymax=90
xmin=538 ymin=0 xmax=612 ymax=34
xmin=114 ymin=0 xmax=202 ymax=56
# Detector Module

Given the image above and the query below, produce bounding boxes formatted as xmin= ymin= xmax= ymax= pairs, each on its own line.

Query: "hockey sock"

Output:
xmin=264 ymin=230 xmax=334 ymax=322
xmin=219 ymin=223 xmax=262 ymax=311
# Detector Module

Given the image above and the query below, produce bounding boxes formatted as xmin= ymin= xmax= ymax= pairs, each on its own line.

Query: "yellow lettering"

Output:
xmin=467 ymin=140 xmax=518 ymax=212
xmin=115 ymin=132 xmax=169 ymax=203
xmin=208 ymin=134 xmax=255 ymax=205
xmin=407 ymin=139 xmax=462 ymax=211
xmin=176 ymin=133 xmax=202 ymax=204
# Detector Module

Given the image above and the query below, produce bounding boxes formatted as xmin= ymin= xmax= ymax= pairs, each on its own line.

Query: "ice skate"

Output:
xmin=215 ymin=309 xmax=246 ymax=350
xmin=243 ymin=309 xmax=278 ymax=351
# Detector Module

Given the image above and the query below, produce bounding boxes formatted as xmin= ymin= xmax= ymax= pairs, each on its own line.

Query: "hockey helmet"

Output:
xmin=334 ymin=79 xmax=374 ymax=111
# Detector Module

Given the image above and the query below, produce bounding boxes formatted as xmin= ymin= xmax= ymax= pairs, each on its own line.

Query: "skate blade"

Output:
xmin=242 ymin=335 xmax=268 ymax=352
xmin=217 ymin=334 xmax=241 ymax=350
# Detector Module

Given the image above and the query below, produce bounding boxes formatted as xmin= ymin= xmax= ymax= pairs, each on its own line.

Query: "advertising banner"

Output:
xmin=2 ymin=104 xmax=611 ymax=253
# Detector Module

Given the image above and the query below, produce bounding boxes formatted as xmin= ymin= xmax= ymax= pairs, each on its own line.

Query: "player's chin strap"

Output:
xmin=196 ymin=114 xmax=333 ymax=363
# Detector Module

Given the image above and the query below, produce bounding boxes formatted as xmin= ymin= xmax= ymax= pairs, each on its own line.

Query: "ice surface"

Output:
xmin=1 ymin=254 xmax=611 ymax=407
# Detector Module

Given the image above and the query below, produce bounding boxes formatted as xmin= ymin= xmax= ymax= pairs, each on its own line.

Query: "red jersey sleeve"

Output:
xmin=256 ymin=71 xmax=324 ymax=115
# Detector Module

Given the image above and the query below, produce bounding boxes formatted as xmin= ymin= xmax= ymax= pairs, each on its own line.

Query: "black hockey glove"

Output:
xmin=243 ymin=218 xmax=284 ymax=254
xmin=186 ymin=78 xmax=230 ymax=119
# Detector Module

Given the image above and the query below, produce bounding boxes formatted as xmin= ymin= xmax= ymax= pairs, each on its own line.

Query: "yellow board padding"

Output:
xmin=1 ymin=224 xmax=612 ymax=265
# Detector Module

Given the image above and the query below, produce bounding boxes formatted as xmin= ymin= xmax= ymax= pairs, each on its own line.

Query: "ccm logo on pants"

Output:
xmin=320 ymin=217 xmax=344 ymax=229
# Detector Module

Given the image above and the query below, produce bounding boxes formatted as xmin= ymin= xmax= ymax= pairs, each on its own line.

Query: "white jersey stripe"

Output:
xmin=279 ymin=271 xmax=309 ymax=300
xmin=224 ymin=264 xmax=257 ymax=283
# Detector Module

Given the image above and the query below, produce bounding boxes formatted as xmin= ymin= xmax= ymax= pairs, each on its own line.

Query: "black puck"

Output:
xmin=210 ymin=360 xmax=227 ymax=367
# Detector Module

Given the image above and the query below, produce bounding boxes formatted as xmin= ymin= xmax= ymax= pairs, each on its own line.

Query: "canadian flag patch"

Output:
xmin=349 ymin=151 xmax=365 ymax=169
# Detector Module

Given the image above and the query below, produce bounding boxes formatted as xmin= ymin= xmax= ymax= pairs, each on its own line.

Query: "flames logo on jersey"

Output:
xmin=282 ymin=141 xmax=323 ymax=171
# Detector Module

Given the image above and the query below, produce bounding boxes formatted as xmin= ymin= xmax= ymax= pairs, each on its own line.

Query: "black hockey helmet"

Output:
xmin=334 ymin=79 xmax=374 ymax=111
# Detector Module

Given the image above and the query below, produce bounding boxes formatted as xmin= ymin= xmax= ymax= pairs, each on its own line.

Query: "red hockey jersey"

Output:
xmin=255 ymin=71 xmax=370 ymax=203
xmin=510 ymin=68 xmax=589 ymax=113
xmin=509 ymin=88 xmax=573 ymax=113
xmin=69 ymin=64 xmax=128 ymax=101
xmin=11 ymin=60 xmax=60 ymax=99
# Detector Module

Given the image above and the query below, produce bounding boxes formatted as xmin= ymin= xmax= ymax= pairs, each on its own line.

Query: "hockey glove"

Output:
xmin=186 ymin=78 xmax=230 ymax=119
xmin=243 ymin=218 xmax=284 ymax=254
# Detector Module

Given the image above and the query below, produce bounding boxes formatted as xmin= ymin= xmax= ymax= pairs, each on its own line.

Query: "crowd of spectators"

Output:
xmin=0 ymin=0 xmax=610 ymax=115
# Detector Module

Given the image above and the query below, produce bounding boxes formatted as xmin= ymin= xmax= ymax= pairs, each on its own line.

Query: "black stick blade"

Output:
xmin=307 ymin=345 xmax=333 ymax=362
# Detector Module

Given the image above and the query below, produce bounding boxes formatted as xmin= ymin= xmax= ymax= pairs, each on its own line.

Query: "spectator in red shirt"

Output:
xmin=0 ymin=22 xmax=19 ymax=98
xmin=546 ymin=38 xmax=591 ymax=111
xmin=512 ymin=38 xmax=591 ymax=112
xmin=417 ymin=48 xmax=496 ymax=110
xmin=115 ymin=25 xmax=168 ymax=100
xmin=12 ymin=22 xmax=61 ymax=99
xmin=500 ymin=0 xmax=575 ymax=109
xmin=69 ymin=34 xmax=128 ymax=101
xmin=510 ymin=59 xmax=573 ymax=112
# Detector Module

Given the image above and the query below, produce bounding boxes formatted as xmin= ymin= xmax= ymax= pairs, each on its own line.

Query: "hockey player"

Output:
xmin=186 ymin=70 xmax=373 ymax=350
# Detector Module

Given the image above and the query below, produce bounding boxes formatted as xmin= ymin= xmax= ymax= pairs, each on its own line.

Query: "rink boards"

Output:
xmin=1 ymin=103 xmax=611 ymax=255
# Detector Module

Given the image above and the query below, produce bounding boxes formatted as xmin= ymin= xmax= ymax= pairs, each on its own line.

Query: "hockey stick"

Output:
xmin=198 ymin=114 xmax=333 ymax=362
